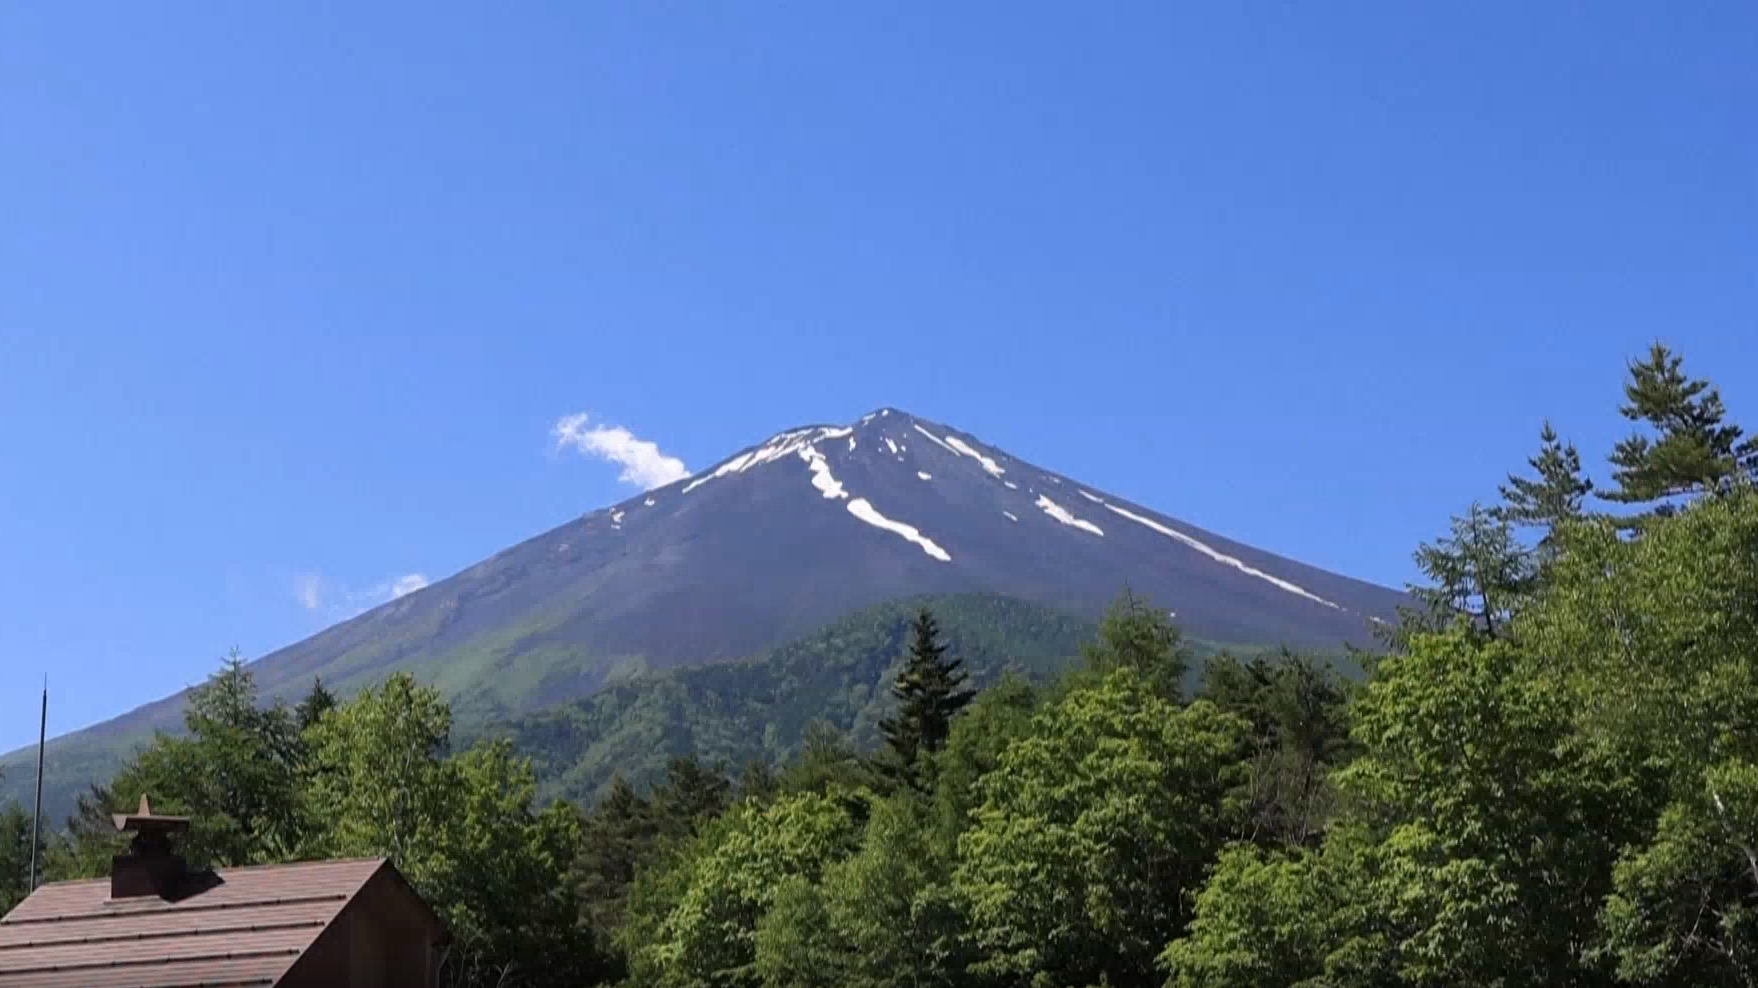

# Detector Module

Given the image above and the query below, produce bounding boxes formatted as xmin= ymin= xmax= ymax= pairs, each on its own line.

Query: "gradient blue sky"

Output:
xmin=3 ymin=4 xmax=1755 ymax=751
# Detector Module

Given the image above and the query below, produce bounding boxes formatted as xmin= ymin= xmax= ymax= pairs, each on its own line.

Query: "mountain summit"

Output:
xmin=2 ymin=408 xmax=1403 ymax=813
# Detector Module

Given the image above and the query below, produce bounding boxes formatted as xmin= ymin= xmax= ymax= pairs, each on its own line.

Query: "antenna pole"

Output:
xmin=28 ymin=677 xmax=46 ymax=893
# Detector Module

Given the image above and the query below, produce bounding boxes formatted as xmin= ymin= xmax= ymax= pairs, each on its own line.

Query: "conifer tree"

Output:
xmin=295 ymin=676 xmax=337 ymax=731
xmin=1605 ymin=341 xmax=1753 ymax=515
xmin=1498 ymin=420 xmax=1594 ymax=554
xmin=879 ymin=609 xmax=975 ymax=777
xmin=1388 ymin=502 xmax=1534 ymax=647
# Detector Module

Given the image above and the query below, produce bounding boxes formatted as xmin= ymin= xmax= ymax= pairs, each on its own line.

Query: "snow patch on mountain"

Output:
xmin=644 ymin=497 xmax=656 ymax=507
xmin=799 ymin=446 xmax=847 ymax=499
xmin=792 ymin=443 xmax=951 ymax=562
xmin=611 ymin=511 xmax=624 ymax=524
xmin=912 ymin=424 xmax=957 ymax=456
xmin=1004 ymin=481 xmax=1018 ymax=490
xmin=1003 ymin=511 xmax=1018 ymax=522
xmin=1102 ymin=503 xmax=1340 ymax=610
xmin=848 ymin=499 xmax=952 ymax=561
xmin=917 ymin=471 xmax=932 ymax=480
xmin=1078 ymin=490 xmax=1104 ymax=504
xmin=684 ymin=427 xmax=850 ymax=494
xmin=943 ymin=435 xmax=1006 ymax=477
xmin=1035 ymin=495 xmax=1104 ymax=537
xmin=884 ymin=438 xmax=898 ymax=455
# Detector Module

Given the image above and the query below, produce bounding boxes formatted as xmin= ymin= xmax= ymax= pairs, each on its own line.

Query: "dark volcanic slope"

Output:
xmin=1 ymin=408 xmax=1404 ymax=815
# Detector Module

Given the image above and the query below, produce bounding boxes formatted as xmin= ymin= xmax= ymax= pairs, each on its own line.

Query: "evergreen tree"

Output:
xmin=1605 ymin=341 xmax=1753 ymax=514
xmin=1387 ymin=502 xmax=1535 ymax=648
xmin=574 ymin=775 xmax=659 ymax=934
xmin=650 ymin=754 xmax=732 ymax=838
xmin=295 ymin=676 xmax=337 ymax=731
xmin=1499 ymin=420 xmax=1594 ymax=554
xmin=878 ymin=609 xmax=975 ymax=779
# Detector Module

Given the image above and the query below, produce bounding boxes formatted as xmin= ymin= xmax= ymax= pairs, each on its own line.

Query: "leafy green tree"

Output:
xmin=1499 ymin=420 xmax=1595 ymax=556
xmin=0 ymin=799 xmax=34 ymax=915
xmin=1160 ymin=829 xmax=1397 ymax=988
xmin=735 ymin=759 xmax=780 ymax=807
xmin=303 ymin=673 xmax=602 ymax=988
xmin=879 ymin=609 xmax=975 ymax=783
xmin=954 ymin=669 xmax=1248 ymax=987
xmin=1334 ymin=630 xmax=1632 ymax=986
xmin=1605 ymin=341 xmax=1753 ymax=515
xmin=73 ymin=653 xmax=306 ymax=869
xmin=930 ymin=672 xmax=1039 ymax=859
xmin=1200 ymin=651 xmax=1352 ymax=848
xmin=1526 ymin=490 xmax=1758 ymax=984
xmin=755 ymin=792 xmax=967 ymax=988
xmin=778 ymin=721 xmax=884 ymax=798
xmin=1081 ymin=588 xmax=1191 ymax=700
xmin=631 ymin=790 xmax=866 ymax=988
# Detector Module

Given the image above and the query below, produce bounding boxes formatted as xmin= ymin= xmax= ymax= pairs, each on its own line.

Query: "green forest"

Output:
xmin=5 ymin=341 xmax=1758 ymax=988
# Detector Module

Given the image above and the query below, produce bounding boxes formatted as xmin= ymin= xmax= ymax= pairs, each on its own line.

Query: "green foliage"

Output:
xmin=1499 ymin=420 xmax=1595 ymax=552
xmin=1199 ymin=650 xmax=1353 ymax=848
xmin=1605 ymin=341 xmax=1753 ymax=512
xmin=0 ymin=800 xmax=34 ymax=915
xmin=302 ymin=672 xmax=603 ymax=987
xmin=629 ymin=790 xmax=866 ymax=988
xmin=754 ymin=793 xmax=964 ymax=988
xmin=1160 ymin=830 xmax=1396 ymax=988
xmin=55 ymin=654 xmax=307 ymax=871
xmin=490 ymin=593 xmax=1112 ymax=806
xmin=1525 ymin=489 xmax=1758 ymax=984
xmin=1081 ymin=588 xmax=1192 ymax=701
xmin=878 ymin=609 xmax=975 ymax=784
xmin=1387 ymin=502 xmax=1534 ymax=648
xmin=953 ymin=669 xmax=1248 ymax=987
xmin=294 ymin=676 xmax=338 ymax=731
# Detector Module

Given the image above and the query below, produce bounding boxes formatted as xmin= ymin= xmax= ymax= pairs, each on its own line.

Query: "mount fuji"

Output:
xmin=1 ymin=408 xmax=1404 ymax=815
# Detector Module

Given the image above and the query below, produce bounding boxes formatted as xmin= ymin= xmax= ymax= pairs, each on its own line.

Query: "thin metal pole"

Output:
xmin=28 ymin=678 xmax=46 ymax=893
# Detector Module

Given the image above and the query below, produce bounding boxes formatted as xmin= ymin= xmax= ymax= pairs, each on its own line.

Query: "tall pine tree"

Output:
xmin=1498 ymin=420 xmax=1594 ymax=554
xmin=879 ymin=609 xmax=975 ymax=780
xmin=1605 ymin=341 xmax=1753 ymax=516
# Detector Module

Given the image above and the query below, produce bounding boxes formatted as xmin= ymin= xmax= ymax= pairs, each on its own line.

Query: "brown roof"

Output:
xmin=0 ymin=858 xmax=390 ymax=988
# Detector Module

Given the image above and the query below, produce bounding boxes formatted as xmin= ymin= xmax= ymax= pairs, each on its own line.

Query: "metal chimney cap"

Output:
xmin=112 ymin=794 xmax=191 ymax=834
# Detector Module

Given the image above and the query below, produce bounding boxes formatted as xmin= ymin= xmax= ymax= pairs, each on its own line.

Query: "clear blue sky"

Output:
xmin=3 ymin=3 xmax=1754 ymax=752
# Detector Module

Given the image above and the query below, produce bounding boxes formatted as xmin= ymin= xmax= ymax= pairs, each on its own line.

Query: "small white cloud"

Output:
xmin=295 ymin=570 xmax=428 ymax=621
xmin=294 ymin=572 xmax=324 ymax=611
xmin=391 ymin=573 xmax=429 ymax=598
xmin=552 ymin=412 xmax=690 ymax=490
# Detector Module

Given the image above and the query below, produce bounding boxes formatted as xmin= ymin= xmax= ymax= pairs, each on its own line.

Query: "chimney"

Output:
xmin=111 ymin=795 xmax=191 ymax=899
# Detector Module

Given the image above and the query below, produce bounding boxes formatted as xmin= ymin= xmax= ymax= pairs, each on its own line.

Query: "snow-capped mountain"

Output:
xmin=0 ymin=408 xmax=1404 ymax=815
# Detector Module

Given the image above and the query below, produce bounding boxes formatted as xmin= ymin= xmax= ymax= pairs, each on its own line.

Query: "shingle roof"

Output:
xmin=0 ymin=857 xmax=388 ymax=988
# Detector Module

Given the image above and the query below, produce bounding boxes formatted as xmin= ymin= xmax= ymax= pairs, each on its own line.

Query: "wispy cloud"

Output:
xmin=293 ymin=570 xmax=431 ymax=620
xmin=294 ymin=572 xmax=324 ymax=611
xmin=552 ymin=412 xmax=690 ymax=490
xmin=391 ymin=573 xmax=429 ymax=598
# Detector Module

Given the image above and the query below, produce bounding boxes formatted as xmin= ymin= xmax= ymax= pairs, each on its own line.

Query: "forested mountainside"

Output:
xmin=472 ymin=592 xmax=1264 ymax=805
